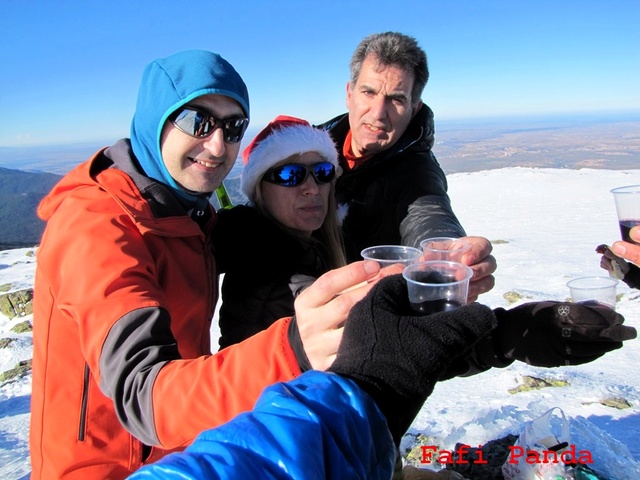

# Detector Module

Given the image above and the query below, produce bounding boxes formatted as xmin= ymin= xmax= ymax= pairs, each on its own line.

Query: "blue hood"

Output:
xmin=130 ymin=50 xmax=250 ymax=204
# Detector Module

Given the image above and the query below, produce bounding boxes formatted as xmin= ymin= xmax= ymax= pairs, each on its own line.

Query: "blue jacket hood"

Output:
xmin=130 ymin=50 xmax=249 ymax=203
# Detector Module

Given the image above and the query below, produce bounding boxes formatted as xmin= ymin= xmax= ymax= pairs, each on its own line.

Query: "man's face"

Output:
xmin=160 ymin=94 xmax=244 ymax=194
xmin=346 ymin=55 xmax=422 ymax=157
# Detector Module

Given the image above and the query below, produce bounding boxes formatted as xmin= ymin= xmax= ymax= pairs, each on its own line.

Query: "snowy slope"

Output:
xmin=1 ymin=167 xmax=639 ymax=479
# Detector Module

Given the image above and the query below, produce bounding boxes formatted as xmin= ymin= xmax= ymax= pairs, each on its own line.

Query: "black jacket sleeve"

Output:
xmin=396 ymin=149 xmax=466 ymax=247
xmin=623 ymin=263 xmax=640 ymax=290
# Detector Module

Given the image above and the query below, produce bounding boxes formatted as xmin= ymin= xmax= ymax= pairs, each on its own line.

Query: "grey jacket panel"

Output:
xmin=100 ymin=306 xmax=179 ymax=445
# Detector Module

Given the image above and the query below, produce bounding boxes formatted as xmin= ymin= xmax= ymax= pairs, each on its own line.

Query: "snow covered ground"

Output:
xmin=405 ymin=167 xmax=640 ymax=478
xmin=1 ymin=167 xmax=639 ymax=479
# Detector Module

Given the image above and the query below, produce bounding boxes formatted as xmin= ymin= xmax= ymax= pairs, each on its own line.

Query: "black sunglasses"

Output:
xmin=170 ymin=107 xmax=248 ymax=143
xmin=263 ymin=162 xmax=336 ymax=187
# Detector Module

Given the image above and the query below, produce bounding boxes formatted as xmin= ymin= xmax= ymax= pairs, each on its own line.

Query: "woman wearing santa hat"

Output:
xmin=212 ymin=115 xmax=346 ymax=351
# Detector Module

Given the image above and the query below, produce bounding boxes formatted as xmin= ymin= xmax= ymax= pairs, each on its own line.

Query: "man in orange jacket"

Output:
xmin=30 ymin=49 xmax=381 ymax=479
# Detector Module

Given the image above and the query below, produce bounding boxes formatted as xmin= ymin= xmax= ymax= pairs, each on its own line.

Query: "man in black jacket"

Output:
xmin=318 ymin=31 xmax=496 ymax=300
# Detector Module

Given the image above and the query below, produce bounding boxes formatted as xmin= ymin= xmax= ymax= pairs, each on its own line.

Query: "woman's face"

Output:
xmin=260 ymin=152 xmax=331 ymax=237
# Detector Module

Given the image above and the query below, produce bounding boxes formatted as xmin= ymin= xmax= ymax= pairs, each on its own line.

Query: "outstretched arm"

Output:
xmin=600 ymin=226 xmax=640 ymax=289
xmin=128 ymin=371 xmax=396 ymax=480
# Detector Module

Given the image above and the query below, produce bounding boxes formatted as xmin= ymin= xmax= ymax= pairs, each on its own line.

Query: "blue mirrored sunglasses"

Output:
xmin=263 ymin=162 xmax=336 ymax=187
xmin=170 ymin=107 xmax=248 ymax=143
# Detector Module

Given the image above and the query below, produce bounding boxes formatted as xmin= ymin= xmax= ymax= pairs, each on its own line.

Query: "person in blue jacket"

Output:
xmin=128 ymin=273 xmax=635 ymax=479
xmin=128 ymin=370 xmax=396 ymax=480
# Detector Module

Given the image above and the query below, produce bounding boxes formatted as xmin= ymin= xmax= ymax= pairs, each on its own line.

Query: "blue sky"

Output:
xmin=1 ymin=0 xmax=639 ymax=147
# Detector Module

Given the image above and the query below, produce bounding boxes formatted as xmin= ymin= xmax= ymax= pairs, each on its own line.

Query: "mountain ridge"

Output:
xmin=0 ymin=167 xmax=62 ymax=248
xmin=0 ymin=166 xmax=247 ymax=249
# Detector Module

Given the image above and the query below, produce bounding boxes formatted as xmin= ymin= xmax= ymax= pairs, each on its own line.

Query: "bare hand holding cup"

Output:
xmin=456 ymin=236 xmax=497 ymax=301
xmin=293 ymin=260 xmax=381 ymax=371
xmin=611 ymin=226 xmax=640 ymax=267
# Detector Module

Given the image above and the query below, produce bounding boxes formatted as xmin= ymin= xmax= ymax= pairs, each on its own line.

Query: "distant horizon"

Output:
xmin=1 ymin=111 xmax=638 ymax=177
xmin=1 ymin=108 xmax=638 ymax=149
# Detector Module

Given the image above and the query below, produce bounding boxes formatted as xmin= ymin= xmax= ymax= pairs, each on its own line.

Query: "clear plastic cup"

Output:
xmin=360 ymin=245 xmax=422 ymax=267
xmin=420 ymin=237 xmax=472 ymax=262
xmin=611 ymin=185 xmax=640 ymax=245
xmin=402 ymin=261 xmax=473 ymax=314
xmin=567 ymin=276 xmax=618 ymax=309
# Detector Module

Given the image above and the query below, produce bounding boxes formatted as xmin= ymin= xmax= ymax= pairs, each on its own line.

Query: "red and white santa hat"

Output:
xmin=240 ymin=115 xmax=340 ymax=205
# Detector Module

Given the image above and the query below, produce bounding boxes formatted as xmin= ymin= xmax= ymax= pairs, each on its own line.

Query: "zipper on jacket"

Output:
xmin=190 ymin=196 xmax=210 ymax=224
xmin=78 ymin=363 xmax=90 ymax=441
xmin=395 ymin=125 xmax=423 ymax=155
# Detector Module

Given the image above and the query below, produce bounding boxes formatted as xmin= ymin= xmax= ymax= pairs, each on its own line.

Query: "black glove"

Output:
xmin=492 ymin=301 xmax=637 ymax=367
xmin=328 ymin=275 xmax=497 ymax=444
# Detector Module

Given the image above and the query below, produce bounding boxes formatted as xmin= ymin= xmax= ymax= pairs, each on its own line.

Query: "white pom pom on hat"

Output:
xmin=240 ymin=115 xmax=340 ymax=205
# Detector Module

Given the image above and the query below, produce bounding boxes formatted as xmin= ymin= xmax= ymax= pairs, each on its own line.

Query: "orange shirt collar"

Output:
xmin=343 ymin=130 xmax=372 ymax=170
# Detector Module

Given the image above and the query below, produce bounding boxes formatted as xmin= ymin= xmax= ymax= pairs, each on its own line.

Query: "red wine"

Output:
xmin=619 ymin=219 xmax=640 ymax=245
xmin=410 ymin=271 xmax=455 ymax=284
xmin=410 ymin=299 xmax=462 ymax=315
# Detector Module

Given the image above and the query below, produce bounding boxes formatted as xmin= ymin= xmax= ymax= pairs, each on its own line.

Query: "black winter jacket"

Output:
xmin=318 ymin=104 xmax=465 ymax=262
xmin=212 ymin=206 xmax=330 ymax=349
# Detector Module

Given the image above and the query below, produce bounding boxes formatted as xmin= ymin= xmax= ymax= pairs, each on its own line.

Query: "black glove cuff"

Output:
xmin=339 ymin=375 xmax=422 ymax=447
xmin=287 ymin=316 xmax=312 ymax=372
xmin=485 ymin=308 xmax=517 ymax=367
